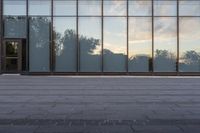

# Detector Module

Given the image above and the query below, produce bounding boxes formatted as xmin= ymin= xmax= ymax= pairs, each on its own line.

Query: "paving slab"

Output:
xmin=0 ymin=75 xmax=200 ymax=133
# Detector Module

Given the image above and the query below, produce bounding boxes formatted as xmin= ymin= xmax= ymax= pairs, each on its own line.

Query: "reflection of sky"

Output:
xmin=129 ymin=17 xmax=152 ymax=57
xmin=79 ymin=17 xmax=101 ymax=55
xmin=129 ymin=1 xmax=152 ymax=16
xmin=79 ymin=0 xmax=101 ymax=16
xmin=54 ymin=0 xmax=76 ymax=16
xmin=104 ymin=0 xmax=126 ymax=16
xmin=179 ymin=1 xmax=200 ymax=16
xmin=179 ymin=17 xmax=200 ymax=56
xmin=54 ymin=17 xmax=76 ymax=35
xmin=54 ymin=17 xmax=76 ymax=56
xmin=29 ymin=0 xmax=51 ymax=15
xmin=154 ymin=1 xmax=177 ymax=16
xmin=3 ymin=1 xmax=26 ymax=15
xmin=4 ymin=0 xmax=200 ymax=16
xmin=104 ymin=17 xmax=126 ymax=54
xmin=154 ymin=17 xmax=177 ymax=53
xmin=4 ymin=0 xmax=200 ymax=58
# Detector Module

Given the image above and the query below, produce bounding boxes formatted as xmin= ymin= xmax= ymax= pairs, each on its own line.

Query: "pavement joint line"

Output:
xmin=0 ymin=119 xmax=200 ymax=126
xmin=2 ymin=75 xmax=200 ymax=78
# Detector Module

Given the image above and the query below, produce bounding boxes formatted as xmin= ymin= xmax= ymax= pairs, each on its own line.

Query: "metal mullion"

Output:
xmin=77 ymin=15 xmax=102 ymax=17
xmin=51 ymin=0 xmax=55 ymax=73
xmin=101 ymin=0 xmax=104 ymax=72
xmin=26 ymin=0 xmax=29 ymax=72
xmin=0 ymin=0 xmax=2 ymax=73
xmin=126 ymin=0 xmax=129 ymax=73
xmin=151 ymin=0 xmax=154 ymax=73
xmin=52 ymin=15 xmax=77 ymax=17
xmin=177 ymin=0 xmax=179 ymax=74
xmin=76 ymin=0 xmax=79 ymax=72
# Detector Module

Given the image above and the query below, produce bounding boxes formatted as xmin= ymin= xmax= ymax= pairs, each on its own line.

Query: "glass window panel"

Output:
xmin=54 ymin=17 xmax=77 ymax=72
xmin=104 ymin=17 xmax=127 ymax=72
xmin=154 ymin=0 xmax=177 ymax=16
xmin=129 ymin=0 xmax=152 ymax=16
xmin=78 ymin=0 xmax=101 ymax=16
xmin=179 ymin=1 xmax=200 ymax=16
xmin=6 ymin=59 xmax=18 ymax=71
xmin=104 ymin=0 xmax=126 ymax=16
xmin=54 ymin=0 xmax=76 ymax=16
xmin=3 ymin=0 xmax=26 ymax=15
xmin=29 ymin=0 xmax=51 ymax=16
xmin=4 ymin=16 xmax=26 ymax=38
xmin=128 ymin=17 xmax=152 ymax=72
xmin=154 ymin=17 xmax=177 ymax=72
xmin=179 ymin=17 xmax=200 ymax=72
xmin=6 ymin=41 xmax=19 ymax=57
xmin=29 ymin=17 xmax=50 ymax=72
xmin=79 ymin=17 xmax=102 ymax=72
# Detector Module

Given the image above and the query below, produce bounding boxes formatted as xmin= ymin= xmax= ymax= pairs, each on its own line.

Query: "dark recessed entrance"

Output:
xmin=2 ymin=39 xmax=25 ymax=73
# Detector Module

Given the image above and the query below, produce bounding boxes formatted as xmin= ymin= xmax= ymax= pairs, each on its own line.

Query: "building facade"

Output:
xmin=0 ymin=0 xmax=200 ymax=75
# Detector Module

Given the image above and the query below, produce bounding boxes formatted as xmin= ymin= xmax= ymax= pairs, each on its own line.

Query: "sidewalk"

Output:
xmin=0 ymin=75 xmax=200 ymax=133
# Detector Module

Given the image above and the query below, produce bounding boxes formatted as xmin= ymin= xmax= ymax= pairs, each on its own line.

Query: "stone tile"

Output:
xmin=0 ymin=125 xmax=38 ymax=133
xmin=133 ymin=125 xmax=183 ymax=133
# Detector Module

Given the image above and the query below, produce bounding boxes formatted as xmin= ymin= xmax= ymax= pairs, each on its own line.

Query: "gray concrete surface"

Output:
xmin=0 ymin=75 xmax=200 ymax=133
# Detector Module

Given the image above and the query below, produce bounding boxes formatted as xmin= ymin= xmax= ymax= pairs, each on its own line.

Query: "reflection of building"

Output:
xmin=0 ymin=0 xmax=200 ymax=75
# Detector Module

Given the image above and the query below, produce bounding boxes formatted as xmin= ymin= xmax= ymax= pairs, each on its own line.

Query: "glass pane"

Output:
xmin=104 ymin=17 xmax=127 ymax=72
xmin=54 ymin=17 xmax=77 ymax=72
xmin=104 ymin=0 xmax=126 ymax=16
xmin=128 ymin=17 xmax=152 ymax=72
xmin=154 ymin=17 xmax=177 ymax=72
xmin=179 ymin=1 xmax=200 ymax=16
xmin=3 ymin=0 xmax=26 ymax=15
xmin=6 ymin=41 xmax=18 ymax=57
xmin=4 ymin=17 xmax=26 ymax=38
xmin=179 ymin=17 xmax=200 ymax=72
xmin=54 ymin=0 xmax=76 ymax=16
xmin=154 ymin=0 xmax=177 ymax=16
xmin=79 ymin=17 xmax=102 ymax=72
xmin=29 ymin=0 xmax=51 ymax=16
xmin=29 ymin=17 xmax=50 ymax=72
xmin=6 ymin=59 xmax=18 ymax=71
xmin=129 ymin=0 xmax=152 ymax=16
xmin=79 ymin=0 xmax=101 ymax=16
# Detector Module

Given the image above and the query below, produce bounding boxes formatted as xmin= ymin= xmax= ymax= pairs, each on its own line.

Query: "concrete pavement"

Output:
xmin=0 ymin=75 xmax=200 ymax=133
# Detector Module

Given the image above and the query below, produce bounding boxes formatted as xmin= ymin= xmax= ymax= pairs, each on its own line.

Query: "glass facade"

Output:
xmin=1 ymin=0 xmax=200 ymax=75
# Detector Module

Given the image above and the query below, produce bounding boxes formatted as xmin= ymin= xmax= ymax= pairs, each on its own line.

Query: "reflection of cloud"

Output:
xmin=104 ymin=0 xmax=126 ymax=15
xmin=154 ymin=17 xmax=177 ymax=39
xmin=179 ymin=18 xmax=200 ymax=40
xmin=104 ymin=42 xmax=126 ymax=54
xmin=154 ymin=1 xmax=177 ymax=16
xmin=104 ymin=31 xmax=126 ymax=38
xmin=179 ymin=1 xmax=200 ymax=16
xmin=129 ymin=1 xmax=151 ymax=16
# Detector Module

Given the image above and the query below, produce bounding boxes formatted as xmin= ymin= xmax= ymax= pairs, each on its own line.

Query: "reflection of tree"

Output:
xmin=29 ymin=17 xmax=50 ymax=71
xmin=5 ymin=16 xmax=26 ymax=38
xmin=103 ymin=49 xmax=126 ymax=71
xmin=154 ymin=49 xmax=176 ymax=71
xmin=55 ymin=29 xmax=76 ymax=56
xmin=55 ymin=28 xmax=102 ymax=71
xmin=180 ymin=50 xmax=200 ymax=72
xmin=55 ymin=27 xmax=127 ymax=71
xmin=128 ymin=55 xmax=150 ymax=72
xmin=30 ymin=17 xmax=50 ymax=48
xmin=79 ymin=35 xmax=101 ymax=71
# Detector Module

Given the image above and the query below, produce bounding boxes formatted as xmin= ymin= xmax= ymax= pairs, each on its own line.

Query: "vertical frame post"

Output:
xmin=177 ymin=0 xmax=179 ymax=74
xmin=151 ymin=0 xmax=154 ymax=74
xmin=126 ymin=0 xmax=129 ymax=74
xmin=0 ymin=0 xmax=2 ymax=73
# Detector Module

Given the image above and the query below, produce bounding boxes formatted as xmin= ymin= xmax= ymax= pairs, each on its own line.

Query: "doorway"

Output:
xmin=3 ymin=40 xmax=22 ymax=73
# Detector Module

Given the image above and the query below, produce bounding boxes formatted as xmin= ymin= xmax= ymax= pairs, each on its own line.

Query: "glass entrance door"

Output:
xmin=3 ymin=40 xmax=22 ymax=73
